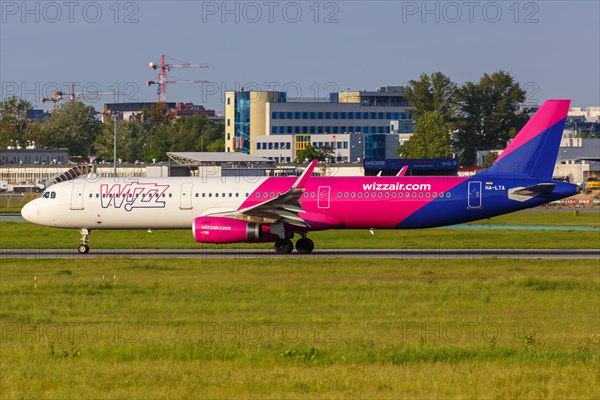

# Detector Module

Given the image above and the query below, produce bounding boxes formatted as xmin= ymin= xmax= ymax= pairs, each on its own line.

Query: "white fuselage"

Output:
xmin=22 ymin=176 xmax=267 ymax=230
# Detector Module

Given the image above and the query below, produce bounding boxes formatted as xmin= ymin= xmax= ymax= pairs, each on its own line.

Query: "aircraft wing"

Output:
xmin=208 ymin=160 xmax=317 ymax=227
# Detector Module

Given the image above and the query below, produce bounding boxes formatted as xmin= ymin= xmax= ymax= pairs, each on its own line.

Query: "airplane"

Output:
xmin=21 ymin=99 xmax=579 ymax=255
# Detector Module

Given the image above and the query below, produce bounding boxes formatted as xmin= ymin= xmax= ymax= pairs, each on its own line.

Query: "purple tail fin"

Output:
xmin=486 ymin=100 xmax=570 ymax=180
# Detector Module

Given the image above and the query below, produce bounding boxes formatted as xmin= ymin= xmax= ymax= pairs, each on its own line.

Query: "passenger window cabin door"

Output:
xmin=468 ymin=181 xmax=482 ymax=209
xmin=318 ymin=186 xmax=330 ymax=209
xmin=180 ymin=183 xmax=193 ymax=210
xmin=70 ymin=183 xmax=85 ymax=210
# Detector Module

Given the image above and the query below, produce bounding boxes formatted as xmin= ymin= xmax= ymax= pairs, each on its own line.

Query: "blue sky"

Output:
xmin=1 ymin=1 xmax=599 ymax=114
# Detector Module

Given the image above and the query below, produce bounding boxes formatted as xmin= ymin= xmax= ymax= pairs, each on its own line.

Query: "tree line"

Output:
xmin=0 ymin=99 xmax=224 ymax=163
xmin=399 ymin=70 xmax=530 ymax=165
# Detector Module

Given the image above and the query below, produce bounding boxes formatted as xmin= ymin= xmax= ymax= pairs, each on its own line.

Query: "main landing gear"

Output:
xmin=78 ymin=229 xmax=90 ymax=254
xmin=271 ymin=222 xmax=314 ymax=255
xmin=273 ymin=236 xmax=315 ymax=254
xmin=295 ymin=237 xmax=314 ymax=254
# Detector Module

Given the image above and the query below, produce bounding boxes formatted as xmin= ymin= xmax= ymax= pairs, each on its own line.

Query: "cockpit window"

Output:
xmin=41 ymin=191 xmax=56 ymax=199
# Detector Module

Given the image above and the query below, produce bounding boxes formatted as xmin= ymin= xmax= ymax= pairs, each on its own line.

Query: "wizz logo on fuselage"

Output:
xmin=100 ymin=183 xmax=170 ymax=211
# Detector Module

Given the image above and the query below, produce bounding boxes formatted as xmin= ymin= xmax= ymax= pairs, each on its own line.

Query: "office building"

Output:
xmin=225 ymin=86 xmax=413 ymax=161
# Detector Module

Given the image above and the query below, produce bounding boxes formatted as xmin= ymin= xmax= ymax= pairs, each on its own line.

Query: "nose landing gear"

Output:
xmin=78 ymin=229 xmax=90 ymax=254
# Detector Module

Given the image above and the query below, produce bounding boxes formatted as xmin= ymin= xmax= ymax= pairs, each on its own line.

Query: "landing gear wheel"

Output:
xmin=296 ymin=237 xmax=314 ymax=254
xmin=79 ymin=229 xmax=90 ymax=255
xmin=274 ymin=239 xmax=294 ymax=254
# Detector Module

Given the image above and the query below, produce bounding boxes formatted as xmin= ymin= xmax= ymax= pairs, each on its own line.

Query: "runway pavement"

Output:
xmin=1 ymin=248 xmax=598 ymax=260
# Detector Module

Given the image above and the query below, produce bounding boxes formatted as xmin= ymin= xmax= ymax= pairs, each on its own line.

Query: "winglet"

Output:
xmin=396 ymin=165 xmax=409 ymax=177
xmin=292 ymin=160 xmax=317 ymax=190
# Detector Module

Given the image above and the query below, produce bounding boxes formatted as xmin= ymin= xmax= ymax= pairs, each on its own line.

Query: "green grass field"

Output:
xmin=1 ymin=209 xmax=599 ymax=398
xmin=1 ymin=258 xmax=598 ymax=399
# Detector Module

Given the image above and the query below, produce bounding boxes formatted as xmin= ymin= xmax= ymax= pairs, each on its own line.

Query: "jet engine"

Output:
xmin=193 ymin=216 xmax=270 ymax=244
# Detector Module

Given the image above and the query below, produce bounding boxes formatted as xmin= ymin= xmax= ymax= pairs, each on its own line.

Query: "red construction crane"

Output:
xmin=69 ymin=83 xmax=125 ymax=103
xmin=41 ymin=83 xmax=124 ymax=112
xmin=40 ymin=91 xmax=65 ymax=112
xmin=146 ymin=54 xmax=209 ymax=103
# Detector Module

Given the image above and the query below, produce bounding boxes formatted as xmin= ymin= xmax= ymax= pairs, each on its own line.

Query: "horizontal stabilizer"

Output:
xmin=508 ymin=183 xmax=555 ymax=202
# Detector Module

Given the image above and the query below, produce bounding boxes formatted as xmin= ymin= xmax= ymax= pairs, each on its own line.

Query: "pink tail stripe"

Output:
xmin=495 ymin=100 xmax=570 ymax=162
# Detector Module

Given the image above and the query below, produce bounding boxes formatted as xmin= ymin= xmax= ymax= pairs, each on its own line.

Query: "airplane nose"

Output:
xmin=21 ymin=200 xmax=40 ymax=224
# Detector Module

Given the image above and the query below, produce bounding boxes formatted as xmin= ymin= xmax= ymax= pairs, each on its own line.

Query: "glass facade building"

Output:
xmin=225 ymin=91 xmax=286 ymax=154
xmin=364 ymin=134 xmax=387 ymax=160
xmin=225 ymin=87 xmax=413 ymax=159
xmin=233 ymin=91 xmax=251 ymax=154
